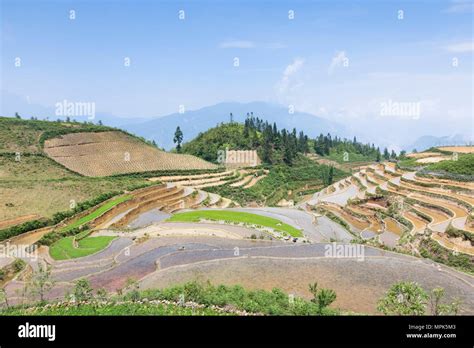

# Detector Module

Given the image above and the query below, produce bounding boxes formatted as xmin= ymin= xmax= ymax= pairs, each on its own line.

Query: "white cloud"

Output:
xmin=328 ymin=51 xmax=348 ymax=75
xmin=444 ymin=0 xmax=474 ymax=13
xmin=276 ymin=58 xmax=305 ymax=95
xmin=443 ymin=41 xmax=474 ymax=52
xmin=219 ymin=40 xmax=255 ymax=49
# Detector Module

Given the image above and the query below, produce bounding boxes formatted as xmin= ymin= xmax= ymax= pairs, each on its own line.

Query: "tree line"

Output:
xmin=191 ymin=113 xmax=400 ymax=165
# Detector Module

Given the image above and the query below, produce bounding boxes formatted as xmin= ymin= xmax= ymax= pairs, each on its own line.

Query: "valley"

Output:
xmin=0 ymin=116 xmax=472 ymax=316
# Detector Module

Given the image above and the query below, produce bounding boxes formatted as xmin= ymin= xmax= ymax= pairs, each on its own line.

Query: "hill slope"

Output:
xmin=0 ymin=117 xmax=217 ymax=176
xmin=0 ymin=116 xmax=111 ymax=154
xmin=44 ymin=131 xmax=217 ymax=176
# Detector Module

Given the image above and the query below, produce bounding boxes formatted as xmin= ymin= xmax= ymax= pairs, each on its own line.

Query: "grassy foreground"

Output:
xmin=2 ymin=302 xmax=227 ymax=316
xmin=167 ymin=210 xmax=303 ymax=237
xmin=1 ymin=280 xmax=339 ymax=316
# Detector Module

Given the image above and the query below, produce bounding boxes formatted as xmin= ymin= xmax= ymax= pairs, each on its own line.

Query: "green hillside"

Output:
xmin=427 ymin=153 xmax=474 ymax=176
xmin=182 ymin=123 xmax=253 ymax=163
xmin=182 ymin=115 xmax=309 ymax=165
xmin=0 ymin=116 xmax=113 ymax=153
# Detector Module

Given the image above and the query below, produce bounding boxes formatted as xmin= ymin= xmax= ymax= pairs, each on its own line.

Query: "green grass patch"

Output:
xmin=1 ymin=280 xmax=340 ymax=316
xmin=397 ymin=157 xmax=421 ymax=169
xmin=1 ymin=302 xmax=227 ymax=316
xmin=426 ymin=153 xmax=474 ymax=176
xmin=60 ymin=195 xmax=132 ymax=232
xmin=49 ymin=235 xmax=117 ymax=260
xmin=168 ymin=210 xmax=303 ymax=237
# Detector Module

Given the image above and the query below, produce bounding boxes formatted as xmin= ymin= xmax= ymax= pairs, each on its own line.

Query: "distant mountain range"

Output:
xmin=2 ymin=89 xmax=472 ymax=152
xmin=120 ymin=102 xmax=346 ymax=150
xmin=403 ymin=134 xmax=473 ymax=153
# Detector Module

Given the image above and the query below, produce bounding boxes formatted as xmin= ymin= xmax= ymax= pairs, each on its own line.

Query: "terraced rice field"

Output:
xmin=431 ymin=233 xmax=474 ymax=256
xmin=406 ymin=152 xmax=441 ymax=158
xmin=410 ymin=194 xmax=468 ymax=219
xmin=44 ymin=131 xmax=217 ymax=176
xmin=416 ymin=156 xmax=450 ymax=164
xmin=365 ymin=217 xmax=383 ymax=234
xmin=383 ymin=217 xmax=403 ymax=236
xmin=414 ymin=175 xmax=474 ymax=190
xmin=400 ymin=180 xmax=474 ymax=206
xmin=412 ymin=205 xmax=450 ymax=225
xmin=152 ymin=169 xmax=268 ymax=191
xmin=322 ymin=205 xmax=369 ymax=231
xmin=61 ymin=195 xmax=133 ymax=232
xmin=50 ymin=235 xmax=117 ymax=260
xmin=402 ymin=211 xmax=427 ymax=232
xmin=167 ymin=210 xmax=303 ymax=237
xmin=302 ymin=160 xmax=473 ymax=263
xmin=437 ymin=146 xmax=474 ymax=153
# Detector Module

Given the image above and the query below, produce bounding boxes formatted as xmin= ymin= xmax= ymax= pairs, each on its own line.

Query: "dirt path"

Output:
xmin=243 ymin=175 xmax=267 ymax=188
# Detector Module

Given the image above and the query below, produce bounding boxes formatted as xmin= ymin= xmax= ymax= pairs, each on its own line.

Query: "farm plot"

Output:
xmin=412 ymin=205 xmax=450 ymax=225
xmin=414 ymin=174 xmax=474 ymax=190
xmin=402 ymin=211 xmax=427 ymax=232
xmin=399 ymin=180 xmax=474 ymax=206
xmin=167 ymin=210 xmax=303 ymax=237
xmin=49 ymin=235 xmax=117 ymax=260
xmin=44 ymin=131 xmax=217 ymax=176
xmin=60 ymin=195 xmax=133 ymax=232
xmin=321 ymin=204 xmax=370 ymax=231
xmin=383 ymin=217 xmax=403 ymax=236
xmin=436 ymin=146 xmax=474 ymax=154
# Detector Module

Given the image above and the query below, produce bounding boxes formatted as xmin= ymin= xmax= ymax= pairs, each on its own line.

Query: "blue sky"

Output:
xmin=1 ymin=0 xmax=473 ymax=147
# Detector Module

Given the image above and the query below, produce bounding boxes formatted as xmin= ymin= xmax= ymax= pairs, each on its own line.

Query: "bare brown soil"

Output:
xmin=0 ymin=214 xmax=40 ymax=230
xmin=436 ymin=146 xmax=474 ymax=153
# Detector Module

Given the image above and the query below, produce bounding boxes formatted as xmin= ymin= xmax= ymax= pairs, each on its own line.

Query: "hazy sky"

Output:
xmin=1 ymin=0 xmax=473 ymax=145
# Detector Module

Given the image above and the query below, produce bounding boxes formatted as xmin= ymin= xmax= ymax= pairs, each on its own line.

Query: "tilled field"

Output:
xmin=44 ymin=131 xmax=217 ymax=176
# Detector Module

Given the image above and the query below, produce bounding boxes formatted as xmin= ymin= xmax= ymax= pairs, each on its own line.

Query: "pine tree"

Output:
xmin=328 ymin=166 xmax=334 ymax=185
xmin=262 ymin=126 xmax=273 ymax=164
xmin=173 ymin=126 xmax=184 ymax=152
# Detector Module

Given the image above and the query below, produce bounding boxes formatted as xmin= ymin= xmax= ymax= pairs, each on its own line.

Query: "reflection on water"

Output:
xmin=128 ymin=209 xmax=171 ymax=229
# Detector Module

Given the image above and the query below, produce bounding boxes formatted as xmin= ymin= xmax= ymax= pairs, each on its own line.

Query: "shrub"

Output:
xmin=377 ymin=281 xmax=428 ymax=315
xmin=73 ymin=279 xmax=94 ymax=302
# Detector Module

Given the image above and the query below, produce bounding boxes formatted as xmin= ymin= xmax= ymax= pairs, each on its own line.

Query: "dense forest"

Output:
xmin=181 ymin=113 xmax=397 ymax=165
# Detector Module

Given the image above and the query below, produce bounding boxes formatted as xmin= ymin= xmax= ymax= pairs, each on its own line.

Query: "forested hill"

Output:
xmin=181 ymin=116 xmax=310 ymax=165
xmin=181 ymin=115 xmax=398 ymax=165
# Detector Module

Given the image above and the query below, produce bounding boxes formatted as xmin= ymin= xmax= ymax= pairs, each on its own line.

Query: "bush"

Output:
xmin=38 ymin=225 xmax=88 ymax=246
xmin=377 ymin=281 xmax=428 ymax=315
xmin=0 ymin=219 xmax=49 ymax=242
xmin=73 ymin=279 xmax=94 ymax=302
xmin=139 ymin=281 xmax=337 ymax=315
